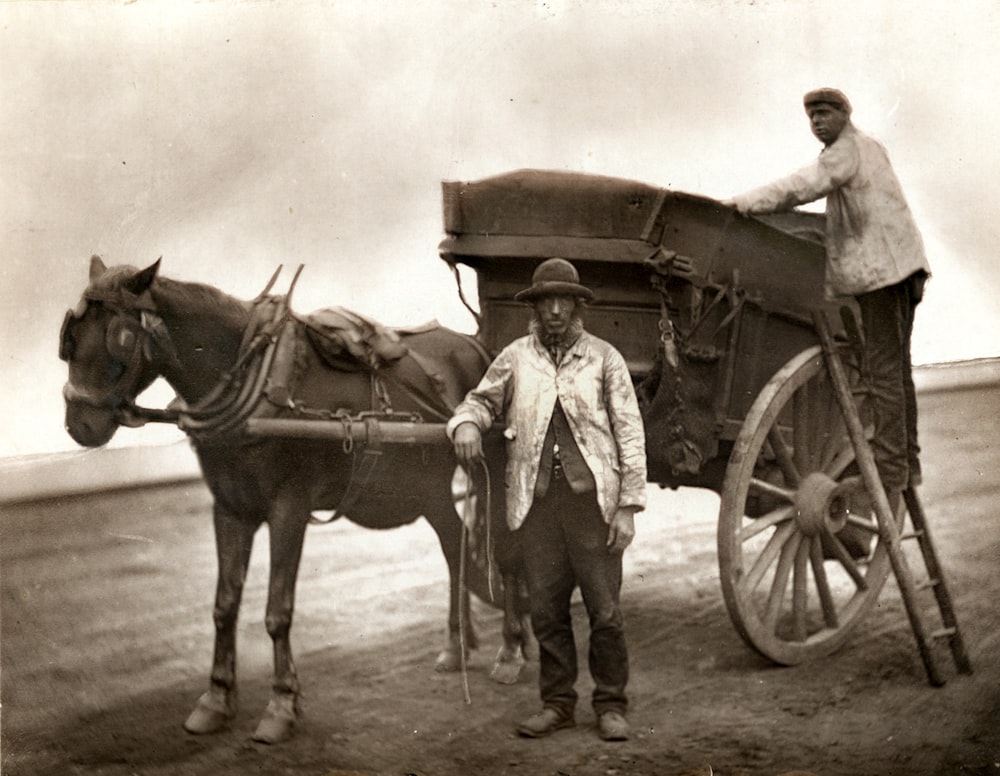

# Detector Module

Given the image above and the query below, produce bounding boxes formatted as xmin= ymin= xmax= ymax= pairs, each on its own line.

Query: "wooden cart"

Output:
xmin=437 ymin=169 xmax=971 ymax=684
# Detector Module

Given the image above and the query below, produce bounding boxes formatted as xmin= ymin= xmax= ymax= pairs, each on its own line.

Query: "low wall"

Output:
xmin=0 ymin=442 xmax=202 ymax=505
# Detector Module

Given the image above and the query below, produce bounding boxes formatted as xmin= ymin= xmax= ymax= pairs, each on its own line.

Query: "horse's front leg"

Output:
xmin=184 ymin=503 xmax=256 ymax=735
xmin=251 ymin=497 xmax=309 ymax=744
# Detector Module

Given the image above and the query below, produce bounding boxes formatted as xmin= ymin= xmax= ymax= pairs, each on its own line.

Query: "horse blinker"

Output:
xmin=106 ymin=315 xmax=143 ymax=364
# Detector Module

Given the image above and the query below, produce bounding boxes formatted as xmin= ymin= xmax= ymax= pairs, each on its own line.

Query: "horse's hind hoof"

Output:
xmin=252 ymin=715 xmax=294 ymax=745
xmin=251 ymin=696 xmax=297 ymax=744
xmin=489 ymin=645 xmax=526 ymax=685
xmin=434 ymin=646 xmax=466 ymax=673
xmin=184 ymin=689 xmax=237 ymax=735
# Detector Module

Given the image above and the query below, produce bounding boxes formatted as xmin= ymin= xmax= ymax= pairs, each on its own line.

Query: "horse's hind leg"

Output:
xmin=251 ymin=498 xmax=309 ymax=744
xmin=184 ymin=504 xmax=255 ymax=735
xmin=428 ymin=508 xmax=478 ymax=673
xmin=490 ymin=531 xmax=531 ymax=685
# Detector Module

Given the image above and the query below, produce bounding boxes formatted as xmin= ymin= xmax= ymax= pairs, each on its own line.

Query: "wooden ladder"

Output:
xmin=814 ymin=311 xmax=973 ymax=686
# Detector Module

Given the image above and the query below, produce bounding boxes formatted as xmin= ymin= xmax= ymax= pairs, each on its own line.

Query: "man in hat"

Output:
xmin=448 ymin=257 xmax=647 ymax=741
xmin=722 ymin=87 xmax=931 ymax=508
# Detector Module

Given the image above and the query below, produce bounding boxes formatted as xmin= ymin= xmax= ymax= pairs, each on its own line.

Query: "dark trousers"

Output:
xmin=856 ymin=271 xmax=926 ymax=492
xmin=518 ymin=474 xmax=628 ymax=717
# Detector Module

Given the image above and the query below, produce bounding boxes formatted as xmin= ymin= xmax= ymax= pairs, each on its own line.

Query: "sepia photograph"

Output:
xmin=2 ymin=2 xmax=998 ymax=774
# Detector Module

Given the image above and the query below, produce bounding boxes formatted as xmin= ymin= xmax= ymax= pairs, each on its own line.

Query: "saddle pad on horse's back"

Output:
xmin=300 ymin=308 xmax=487 ymax=423
xmin=302 ymin=307 xmax=409 ymax=370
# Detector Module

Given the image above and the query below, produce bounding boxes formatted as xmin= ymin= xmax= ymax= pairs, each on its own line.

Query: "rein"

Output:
xmin=457 ymin=456 xmax=496 ymax=703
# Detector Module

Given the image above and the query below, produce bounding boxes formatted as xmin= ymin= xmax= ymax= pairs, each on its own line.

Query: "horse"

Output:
xmin=59 ymin=255 xmax=530 ymax=744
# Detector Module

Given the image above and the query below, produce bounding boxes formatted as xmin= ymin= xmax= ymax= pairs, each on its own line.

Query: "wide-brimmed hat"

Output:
xmin=803 ymin=87 xmax=852 ymax=115
xmin=514 ymin=257 xmax=594 ymax=303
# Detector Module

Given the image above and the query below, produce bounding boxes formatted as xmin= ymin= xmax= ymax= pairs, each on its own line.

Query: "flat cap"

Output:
xmin=803 ymin=88 xmax=852 ymax=115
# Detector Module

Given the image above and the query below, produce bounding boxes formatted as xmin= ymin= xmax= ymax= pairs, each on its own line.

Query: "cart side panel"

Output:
xmin=656 ymin=193 xmax=830 ymax=310
xmin=724 ymin=305 xmax=822 ymax=434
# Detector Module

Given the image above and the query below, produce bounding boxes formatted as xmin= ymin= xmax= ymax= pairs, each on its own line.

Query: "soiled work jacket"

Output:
xmin=731 ymin=123 xmax=931 ymax=297
xmin=446 ymin=330 xmax=647 ymax=531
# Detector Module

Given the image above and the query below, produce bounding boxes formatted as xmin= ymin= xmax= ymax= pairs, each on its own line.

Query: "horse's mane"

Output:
xmin=151 ymin=274 xmax=252 ymax=329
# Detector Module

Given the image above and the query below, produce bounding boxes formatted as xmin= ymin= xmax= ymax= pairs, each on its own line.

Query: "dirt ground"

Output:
xmin=2 ymin=386 xmax=999 ymax=776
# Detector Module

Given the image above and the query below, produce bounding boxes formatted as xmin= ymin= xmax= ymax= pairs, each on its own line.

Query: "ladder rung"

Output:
xmin=917 ymin=577 xmax=941 ymax=591
xmin=931 ymin=627 xmax=957 ymax=640
xmin=900 ymin=529 xmax=925 ymax=541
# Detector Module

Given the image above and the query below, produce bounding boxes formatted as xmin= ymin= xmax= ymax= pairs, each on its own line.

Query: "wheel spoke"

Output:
xmin=791 ymin=536 xmax=811 ymax=641
xmin=767 ymin=426 xmax=800 ymax=486
xmin=744 ymin=520 xmax=797 ymax=594
xmin=845 ymin=514 xmax=879 ymax=535
xmin=748 ymin=476 xmax=795 ymax=504
xmin=740 ymin=503 xmax=794 ymax=542
xmin=822 ymin=529 xmax=867 ymax=589
xmin=816 ymin=409 xmax=845 ymax=473
xmin=763 ymin=530 xmax=801 ymax=631
xmin=809 ymin=535 xmax=839 ymax=628
xmin=792 ymin=384 xmax=812 ymax=473
xmin=823 ymin=443 xmax=855 ymax=481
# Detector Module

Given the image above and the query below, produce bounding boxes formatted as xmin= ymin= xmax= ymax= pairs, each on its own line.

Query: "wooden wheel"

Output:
xmin=718 ymin=344 xmax=899 ymax=665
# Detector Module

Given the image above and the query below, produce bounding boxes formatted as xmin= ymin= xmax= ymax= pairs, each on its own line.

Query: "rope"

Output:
xmin=449 ymin=262 xmax=481 ymax=330
xmin=457 ymin=457 xmax=495 ymax=704
xmin=479 ymin=459 xmax=496 ymax=604
xmin=458 ymin=479 xmax=473 ymax=705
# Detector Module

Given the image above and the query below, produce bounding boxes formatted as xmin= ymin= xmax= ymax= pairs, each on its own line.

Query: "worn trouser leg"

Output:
xmin=857 ymin=272 xmax=924 ymax=492
xmin=519 ymin=477 xmax=628 ymax=718
xmin=520 ymin=482 xmax=579 ymax=717
xmin=571 ymin=508 xmax=628 ymax=717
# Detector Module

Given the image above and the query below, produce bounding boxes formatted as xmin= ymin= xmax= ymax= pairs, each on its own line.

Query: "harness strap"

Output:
xmin=308 ymin=417 xmax=386 ymax=525
xmin=179 ymin=298 xmax=290 ymax=438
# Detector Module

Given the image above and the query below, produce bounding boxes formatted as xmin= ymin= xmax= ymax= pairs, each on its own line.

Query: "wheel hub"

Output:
xmin=793 ymin=472 xmax=850 ymax=537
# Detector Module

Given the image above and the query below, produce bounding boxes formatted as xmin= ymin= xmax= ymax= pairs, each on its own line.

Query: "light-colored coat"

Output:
xmin=732 ymin=123 xmax=930 ymax=297
xmin=447 ymin=330 xmax=647 ymax=531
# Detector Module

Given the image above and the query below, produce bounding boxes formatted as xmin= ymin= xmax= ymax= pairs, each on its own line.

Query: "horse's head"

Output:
xmin=60 ymin=256 xmax=166 ymax=446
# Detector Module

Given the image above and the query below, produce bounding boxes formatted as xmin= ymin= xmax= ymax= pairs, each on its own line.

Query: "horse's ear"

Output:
xmin=129 ymin=257 xmax=161 ymax=293
xmin=89 ymin=255 xmax=107 ymax=282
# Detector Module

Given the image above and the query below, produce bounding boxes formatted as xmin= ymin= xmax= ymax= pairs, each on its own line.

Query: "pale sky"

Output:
xmin=3 ymin=0 xmax=999 ymax=457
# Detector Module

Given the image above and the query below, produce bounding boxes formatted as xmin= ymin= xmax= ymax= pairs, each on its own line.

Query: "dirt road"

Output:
xmin=2 ymin=386 xmax=999 ymax=776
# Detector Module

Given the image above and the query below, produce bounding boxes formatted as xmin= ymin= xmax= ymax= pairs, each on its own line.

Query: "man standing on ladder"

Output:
xmin=448 ymin=258 xmax=647 ymax=741
xmin=723 ymin=87 xmax=931 ymax=512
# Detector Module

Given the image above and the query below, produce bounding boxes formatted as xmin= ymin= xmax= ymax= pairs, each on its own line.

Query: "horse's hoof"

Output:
xmin=489 ymin=645 xmax=526 ymax=685
xmin=183 ymin=689 xmax=237 ymax=735
xmin=434 ymin=647 xmax=465 ymax=673
xmin=251 ymin=696 xmax=297 ymax=744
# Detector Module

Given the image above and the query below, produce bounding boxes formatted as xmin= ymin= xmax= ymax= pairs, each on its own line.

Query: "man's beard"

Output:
xmin=529 ymin=315 xmax=584 ymax=350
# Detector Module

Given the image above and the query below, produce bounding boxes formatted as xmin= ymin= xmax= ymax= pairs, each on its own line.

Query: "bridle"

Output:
xmin=60 ymin=285 xmax=180 ymax=427
xmin=61 ymin=265 xmax=299 ymax=437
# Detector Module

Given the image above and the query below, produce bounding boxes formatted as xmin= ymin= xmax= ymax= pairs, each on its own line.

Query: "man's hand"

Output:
xmin=606 ymin=506 xmax=637 ymax=553
xmin=452 ymin=422 xmax=484 ymax=471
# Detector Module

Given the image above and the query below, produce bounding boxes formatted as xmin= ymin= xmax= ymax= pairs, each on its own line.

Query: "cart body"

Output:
xmin=438 ymin=168 xmax=853 ymax=491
